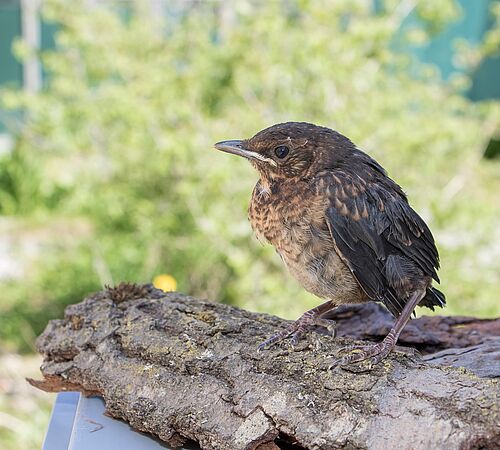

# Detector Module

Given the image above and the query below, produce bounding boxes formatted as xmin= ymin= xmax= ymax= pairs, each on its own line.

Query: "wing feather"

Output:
xmin=321 ymin=170 xmax=440 ymax=316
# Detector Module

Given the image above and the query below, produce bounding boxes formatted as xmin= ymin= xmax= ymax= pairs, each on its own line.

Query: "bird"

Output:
xmin=214 ymin=122 xmax=445 ymax=366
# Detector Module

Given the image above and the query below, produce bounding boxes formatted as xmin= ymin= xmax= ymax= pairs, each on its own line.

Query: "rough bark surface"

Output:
xmin=327 ymin=303 xmax=500 ymax=378
xmin=30 ymin=284 xmax=500 ymax=450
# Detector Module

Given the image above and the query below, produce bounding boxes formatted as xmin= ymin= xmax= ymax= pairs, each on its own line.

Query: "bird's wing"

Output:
xmin=319 ymin=171 xmax=440 ymax=317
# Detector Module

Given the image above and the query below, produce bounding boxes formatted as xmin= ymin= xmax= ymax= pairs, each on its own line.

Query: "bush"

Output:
xmin=1 ymin=0 xmax=499 ymax=351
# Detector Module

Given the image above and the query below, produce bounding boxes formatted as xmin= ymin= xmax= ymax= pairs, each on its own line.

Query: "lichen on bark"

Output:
xmin=29 ymin=284 xmax=500 ymax=450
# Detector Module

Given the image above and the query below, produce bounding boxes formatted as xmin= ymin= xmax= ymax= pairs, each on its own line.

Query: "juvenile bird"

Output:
xmin=214 ymin=122 xmax=445 ymax=366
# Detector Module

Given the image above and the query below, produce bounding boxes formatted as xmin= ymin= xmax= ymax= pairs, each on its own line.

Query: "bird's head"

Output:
xmin=214 ymin=122 xmax=354 ymax=181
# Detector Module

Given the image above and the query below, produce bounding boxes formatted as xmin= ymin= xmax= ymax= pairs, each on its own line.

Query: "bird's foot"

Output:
xmin=329 ymin=334 xmax=397 ymax=368
xmin=258 ymin=315 xmax=336 ymax=351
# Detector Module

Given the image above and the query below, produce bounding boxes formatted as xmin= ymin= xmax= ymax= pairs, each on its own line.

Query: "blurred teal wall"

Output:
xmin=400 ymin=0 xmax=500 ymax=100
xmin=0 ymin=2 xmax=22 ymax=88
xmin=0 ymin=1 xmax=22 ymax=133
xmin=0 ymin=0 xmax=499 ymax=134
xmin=0 ymin=0 xmax=56 ymax=133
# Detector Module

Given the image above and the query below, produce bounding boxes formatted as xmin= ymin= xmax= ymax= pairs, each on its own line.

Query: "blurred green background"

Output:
xmin=0 ymin=1 xmax=499 ymax=449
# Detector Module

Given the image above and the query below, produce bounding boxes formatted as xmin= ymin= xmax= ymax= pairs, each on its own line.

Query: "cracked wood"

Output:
xmin=29 ymin=284 xmax=500 ymax=450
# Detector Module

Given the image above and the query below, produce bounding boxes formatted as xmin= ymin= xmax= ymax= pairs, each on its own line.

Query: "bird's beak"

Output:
xmin=214 ymin=140 xmax=277 ymax=166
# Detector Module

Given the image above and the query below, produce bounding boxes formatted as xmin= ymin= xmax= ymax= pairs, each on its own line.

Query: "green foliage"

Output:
xmin=0 ymin=0 xmax=499 ymax=352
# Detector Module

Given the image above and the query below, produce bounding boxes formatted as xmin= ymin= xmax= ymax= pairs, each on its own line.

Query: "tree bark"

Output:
xmin=29 ymin=284 xmax=500 ymax=450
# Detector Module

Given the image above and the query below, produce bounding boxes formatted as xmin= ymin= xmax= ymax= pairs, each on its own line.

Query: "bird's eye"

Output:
xmin=274 ymin=145 xmax=290 ymax=159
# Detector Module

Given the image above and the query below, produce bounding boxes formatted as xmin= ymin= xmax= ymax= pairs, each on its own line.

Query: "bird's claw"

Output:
xmin=257 ymin=328 xmax=304 ymax=351
xmin=258 ymin=318 xmax=337 ymax=351
xmin=257 ymin=333 xmax=287 ymax=351
xmin=328 ymin=341 xmax=394 ymax=369
xmin=335 ymin=343 xmax=372 ymax=353
xmin=314 ymin=318 xmax=337 ymax=338
xmin=291 ymin=326 xmax=312 ymax=345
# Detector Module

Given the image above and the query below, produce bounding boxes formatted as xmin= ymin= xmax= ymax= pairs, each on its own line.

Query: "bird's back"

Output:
xmin=315 ymin=148 xmax=445 ymax=316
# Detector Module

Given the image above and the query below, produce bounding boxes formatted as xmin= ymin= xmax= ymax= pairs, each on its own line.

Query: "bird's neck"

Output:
xmin=257 ymin=173 xmax=306 ymax=197
xmin=256 ymin=176 xmax=274 ymax=197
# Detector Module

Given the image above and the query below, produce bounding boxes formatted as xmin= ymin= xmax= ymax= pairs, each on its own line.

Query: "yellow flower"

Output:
xmin=153 ymin=274 xmax=177 ymax=292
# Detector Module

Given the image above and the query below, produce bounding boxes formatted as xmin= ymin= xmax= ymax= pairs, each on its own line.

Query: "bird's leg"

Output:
xmin=330 ymin=290 xmax=425 ymax=367
xmin=258 ymin=300 xmax=336 ymax=350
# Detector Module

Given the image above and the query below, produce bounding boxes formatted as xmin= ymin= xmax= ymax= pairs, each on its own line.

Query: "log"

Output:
xmin=326 ymin=303 xmax=500 ymax=378
xmin=29 ymin=283 xmax=500 ymax=450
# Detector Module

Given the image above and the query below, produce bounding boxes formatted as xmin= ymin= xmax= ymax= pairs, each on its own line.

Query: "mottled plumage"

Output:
xmin=215 ymin=122 xmax=445 ymax=365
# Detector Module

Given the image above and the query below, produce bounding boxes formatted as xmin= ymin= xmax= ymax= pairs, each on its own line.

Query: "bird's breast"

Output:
xmin=248 ymin=180 xmax=363 ymax=302
xmin=248 ymin=180 xmax=316 ymax=249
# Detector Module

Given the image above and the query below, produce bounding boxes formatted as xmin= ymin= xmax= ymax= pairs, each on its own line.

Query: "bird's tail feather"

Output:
xmin=419 ymin=287 xmax=446 ymax=310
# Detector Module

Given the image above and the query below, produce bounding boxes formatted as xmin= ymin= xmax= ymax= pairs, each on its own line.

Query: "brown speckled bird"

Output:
xmin=215 ymin=122 xmax=445 ymax=366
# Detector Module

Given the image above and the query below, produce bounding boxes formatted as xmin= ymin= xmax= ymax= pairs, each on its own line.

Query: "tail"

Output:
xmin=419 ymin=287 xmax=446 ymax=311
